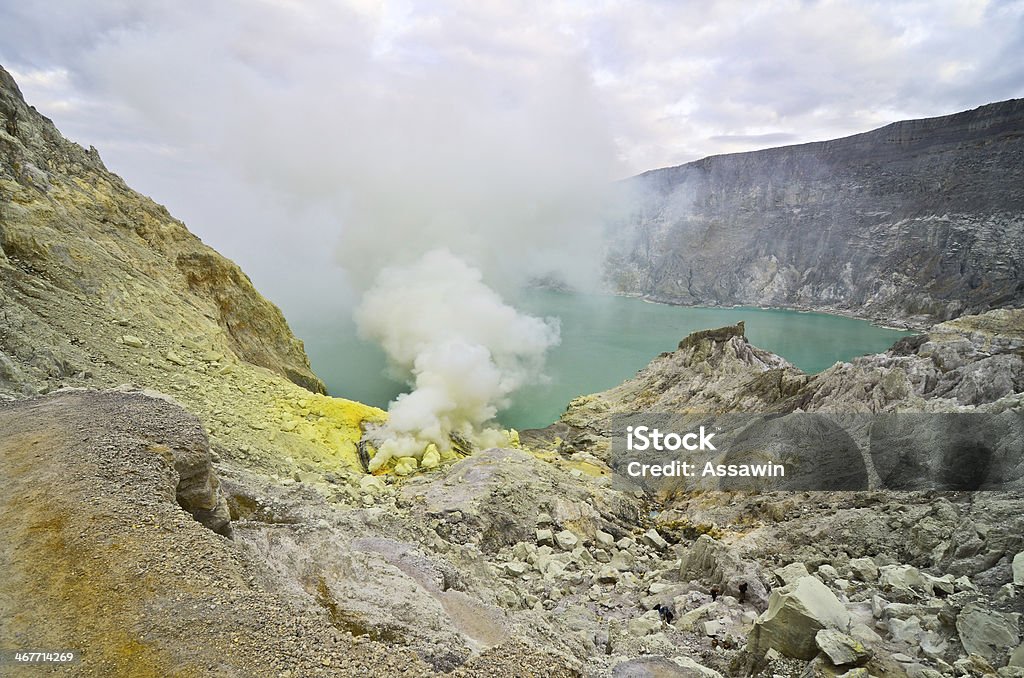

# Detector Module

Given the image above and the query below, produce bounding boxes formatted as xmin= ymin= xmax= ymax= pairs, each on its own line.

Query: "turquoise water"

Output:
xmin=292 ymin=291 xmax=913 ymax=431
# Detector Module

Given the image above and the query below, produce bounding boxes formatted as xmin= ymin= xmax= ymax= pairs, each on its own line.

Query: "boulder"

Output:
xmin=1011 ymin=642 xmax=1024 ymax=667
xmin=627 ymin=611 xmax=662 ymax=636
xmin=670 ymin=657 xmax=723 ymax=678
xmin=642 ymin=528 xmax=669 ymax=550
xmin=1014 ymin=551 xmax=1024 ymax=586
xmin=815 ymin=628 xmax=872 ymax=666
xmin=774 ymin=561 xmax=811 ymax=586
xmin=610 ymin=550 xmax=636 ymax=572
xmin=879 ymin=564 xmax=928 ymax=593
xmin=555 ymin=529 xmax=579 ymax=551
xmin=847 ymin=557 xmax=879 ymax=582
xmin=956 ymin=602 xmax=1021 ymax=661
xmin=747 ymin=575 xmax=851 ymax=659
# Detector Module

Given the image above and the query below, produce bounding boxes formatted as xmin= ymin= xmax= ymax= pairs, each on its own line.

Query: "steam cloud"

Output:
xmin=355 ymin=249 xmax=560 ymax=470
xmin=3 ymin=2 xmax=624 ymax=468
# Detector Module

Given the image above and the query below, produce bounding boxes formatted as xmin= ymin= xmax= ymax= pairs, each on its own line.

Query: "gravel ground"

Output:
xmin=0 ymin=390 xmax=440 ymax=677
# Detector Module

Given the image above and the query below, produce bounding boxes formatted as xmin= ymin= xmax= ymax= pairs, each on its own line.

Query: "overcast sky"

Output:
xmin=2 ymin=1 xmax=1023 ymax=311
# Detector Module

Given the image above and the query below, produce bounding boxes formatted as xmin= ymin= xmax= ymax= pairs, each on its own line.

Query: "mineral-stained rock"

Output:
xmin=747 ymin=576 xmax=852 ymax=659
xmin=955 ymin=602 xmax=1021 ymax=661
xmin=815 ymin=628 xmax=872 ymax=666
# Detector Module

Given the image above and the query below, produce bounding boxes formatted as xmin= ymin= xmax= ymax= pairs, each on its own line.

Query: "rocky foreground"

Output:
xmin=2 ymin=65 xmax=1024 ymax=677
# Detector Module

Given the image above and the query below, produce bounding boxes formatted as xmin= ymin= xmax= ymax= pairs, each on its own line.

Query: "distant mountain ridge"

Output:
xmin=607 ymin=99 xmax=1024 ymax=327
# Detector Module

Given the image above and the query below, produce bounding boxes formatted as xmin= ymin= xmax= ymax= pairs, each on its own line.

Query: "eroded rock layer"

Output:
xmin=607 ymin=99 xmax=1024 ymax=327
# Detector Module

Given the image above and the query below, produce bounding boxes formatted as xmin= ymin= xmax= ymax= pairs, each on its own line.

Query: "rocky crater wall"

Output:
xmin=607 ymin=99 xmax=1024 ymax=327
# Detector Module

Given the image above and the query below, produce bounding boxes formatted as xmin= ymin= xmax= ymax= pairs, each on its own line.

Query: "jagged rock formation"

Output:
xmin=525 ymin=315 xmax=1024 ymax=675
xmin=606 ymin=100 xmax=1024 ymax=327
xmin=546 ymin=309 xmax=1024 ymax=458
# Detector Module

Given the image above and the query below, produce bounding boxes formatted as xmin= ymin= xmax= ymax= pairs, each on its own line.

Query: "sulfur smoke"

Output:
xmin=41 ymin=2 xmax=623 ymax=467
xmin=355 ymin=249 xmax=559 ymax=470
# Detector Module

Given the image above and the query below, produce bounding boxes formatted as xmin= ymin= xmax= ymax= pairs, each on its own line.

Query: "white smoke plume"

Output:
xmin=10 ymin=2 xmax=623 ymax=468
xmin=355 ymin=249 xmax=559 ymax=470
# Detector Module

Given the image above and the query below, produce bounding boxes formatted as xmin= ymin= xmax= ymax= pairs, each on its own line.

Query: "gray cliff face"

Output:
xmin=607 ymin=100 xmax=1024 ymax=327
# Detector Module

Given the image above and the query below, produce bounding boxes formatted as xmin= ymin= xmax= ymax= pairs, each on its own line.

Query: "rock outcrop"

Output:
xmin=0 ymin=64 xmax=387 ymax=477
xmin=606 ymin=99 xmax=1024 ymax=327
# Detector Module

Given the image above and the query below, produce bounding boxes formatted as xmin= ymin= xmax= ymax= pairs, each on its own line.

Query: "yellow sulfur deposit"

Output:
xmin=272 ymin=393 xmax=386 ymax=472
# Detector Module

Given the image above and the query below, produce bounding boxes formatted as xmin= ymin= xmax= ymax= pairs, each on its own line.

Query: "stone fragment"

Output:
xmin=817 ymin=564 xmax=839 ymax=582
xmin=536 ymin=528 xmax=554 ymax=546
xmin=673 ymin=601 xmax=717 ymax=632
xmin=747 ymin=575 xmax=852 ymax=659
xmin=1011 ymin=642 xmax=1024 ymax=667
xmin=503 ymin=561 xmax=527 ymax=578
xmin=641 ymin=528 xmax=668 ymax=550
xmin=815 ymin=628 xmax=871 ymax=666
xmin=121 ymin=334 xmax=144 ymax=348
xmin=774 ymin=561 xmax=811 ymax=586
xmin=165 ymin=350 xmax=187 ymax=366
xmin=1013 ymin=551 xmax=1024 ymax=586
xmin=596 ymin=567 xmax=619 ymax=584
xmin=702 ymin=620 xmax=724 ymax=637
xmin=918 ymin=630 xmax=948 ymax=660
xmin=393 ymin=456 xmax=418 ymax=476
xmin=955 ymin=575 xmax=977 ymax=592
xmin=627 ymin=611 xmax=662 ymax=636
xmin=848 ymin=557 xmax=879 ymax=582
xmin=888 ymin=615 xmax=924 ymax=645
xmin=610 ymin=550 xmax=635 ymax=572
xmin=879 ymin=564 xmax=927 ymax=592
xmin=595 ymin=530 xmax=615 ymax=548
xmin=924 ymin=573 xmax=955 ymax=596
xmin=554 ymin=529 xmax=579 ymax=551
xmin=956 ymin=602 xmax=1021 ymax=660
xmin=995 ymin=583 xmax=1017 ymax=602
xmin=359 ymin=475 xmax=385 ymax=492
